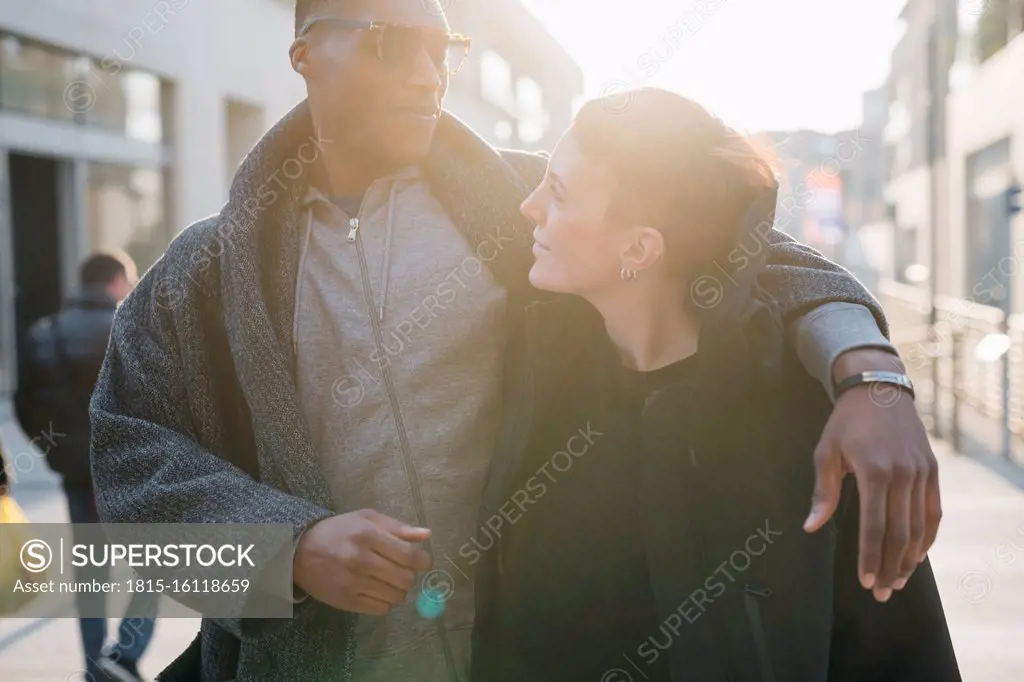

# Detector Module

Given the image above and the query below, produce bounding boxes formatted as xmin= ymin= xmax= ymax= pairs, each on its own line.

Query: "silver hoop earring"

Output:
xmin=620 ymin=268 xmax=638 ymax=282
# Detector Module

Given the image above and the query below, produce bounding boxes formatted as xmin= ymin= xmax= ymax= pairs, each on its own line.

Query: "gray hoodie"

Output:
xmin=294 ymin=169 xmax=509 ymax=680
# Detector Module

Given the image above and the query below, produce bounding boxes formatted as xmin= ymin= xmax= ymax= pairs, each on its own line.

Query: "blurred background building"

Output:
xmin=0 ymin=0 xmax=581 ymax=413
xmin=836 ymin=0 xmax=1024 ymax=459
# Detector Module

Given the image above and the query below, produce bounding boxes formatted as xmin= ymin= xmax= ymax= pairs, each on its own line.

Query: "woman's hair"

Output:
xmin=572 ymin=87 xmax=778 ymax=276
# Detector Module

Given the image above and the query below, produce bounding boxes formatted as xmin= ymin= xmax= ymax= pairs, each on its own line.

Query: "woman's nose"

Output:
xmin=520 ymin=189 xmax=542 ymax=223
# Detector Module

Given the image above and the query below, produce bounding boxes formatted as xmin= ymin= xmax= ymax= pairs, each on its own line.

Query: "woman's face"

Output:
xmin=520 ymin=129 xmax=638 ymax=295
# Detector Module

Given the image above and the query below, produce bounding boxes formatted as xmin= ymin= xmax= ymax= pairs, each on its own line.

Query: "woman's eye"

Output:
xmin=550 ymin=182 xmax=563 ymax=202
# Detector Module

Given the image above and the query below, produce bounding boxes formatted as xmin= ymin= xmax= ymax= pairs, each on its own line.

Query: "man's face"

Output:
xmin=293 ymin=0 xmax=454 ymax=167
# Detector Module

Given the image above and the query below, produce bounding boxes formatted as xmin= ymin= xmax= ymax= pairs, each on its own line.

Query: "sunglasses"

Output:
xmin=300 ymin=17 xmax=471 ymax=75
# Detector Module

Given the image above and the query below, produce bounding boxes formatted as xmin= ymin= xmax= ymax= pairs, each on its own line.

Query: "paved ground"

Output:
xmin=1 ymin=405 xmax=1023 ymax=681
xmin=0 ymin=405 xmax=198 ymax=682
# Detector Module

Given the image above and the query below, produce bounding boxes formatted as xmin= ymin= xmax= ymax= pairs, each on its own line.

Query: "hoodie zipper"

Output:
xmin=350 ymin=192 xmax=459 ymax=682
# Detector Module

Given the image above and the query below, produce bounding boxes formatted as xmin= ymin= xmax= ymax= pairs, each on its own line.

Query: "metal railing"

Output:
xmin=877 ymin=279 xmax=1022 ymax=458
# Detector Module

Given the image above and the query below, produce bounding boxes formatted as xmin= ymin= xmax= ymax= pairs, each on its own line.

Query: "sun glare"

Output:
xmin=524 ymin=0 xmax=905 ymax=134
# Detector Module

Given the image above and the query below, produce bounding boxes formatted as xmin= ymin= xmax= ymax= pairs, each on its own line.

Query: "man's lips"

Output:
xmin=532 ymin=241 xmax=550 ymax=255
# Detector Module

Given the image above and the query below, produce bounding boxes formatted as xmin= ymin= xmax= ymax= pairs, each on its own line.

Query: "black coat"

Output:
xmin=15 ymin=285 xmax=116 ymax=489
xmin=472 ymin=294 xmax=960 ymax=682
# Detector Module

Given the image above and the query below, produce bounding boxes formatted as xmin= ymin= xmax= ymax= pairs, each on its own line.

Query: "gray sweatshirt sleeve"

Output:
xmin=790 ymin=302 xmax=898 ymax=401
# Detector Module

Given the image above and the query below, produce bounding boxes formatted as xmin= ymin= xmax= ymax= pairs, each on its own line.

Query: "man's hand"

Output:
xmin=293 ymin=509 xmax=433 ymax=615
xmin=804 ymin=348 xmax=941 ymax=603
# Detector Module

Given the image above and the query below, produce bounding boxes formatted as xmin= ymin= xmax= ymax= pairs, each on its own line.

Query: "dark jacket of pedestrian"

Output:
xmin=15 ymin=285 xmax=117 ymax=491
xmin=470 ymin=291 xmax=961 ymax=682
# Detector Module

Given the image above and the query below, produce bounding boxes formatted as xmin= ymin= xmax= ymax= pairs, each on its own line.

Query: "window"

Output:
xmin=493 ymin=120 xmax=513 ymax=144
xmin=0 ymin=34 xmax=77 ymax=121
xmin=480 ymin=50 xmax=514 ymax=110
xmin=974 ymin=0 xmax=1024 ymax=62
xmin=86 ymin=163 xmax=166 ymax=273
xmin=884 ymin=100 xmax=911 ymax=145
xmin=78 ymin=60 xmax=164 ymax=143
xmin=964 ymin=138 xmax=1013 ymax=309
xmin=0 ymin=33 xmax=166 ymax=141
xmin=516 ymin=77 xmax=548 ymax=145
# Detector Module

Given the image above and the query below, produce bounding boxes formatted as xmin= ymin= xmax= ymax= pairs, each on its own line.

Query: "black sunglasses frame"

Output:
xmin=299 ymin=17 xmax=472 ymax=75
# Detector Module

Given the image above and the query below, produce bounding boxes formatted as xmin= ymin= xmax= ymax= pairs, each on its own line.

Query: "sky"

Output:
xmin=523 ymin=0 xmax=908 ymax=134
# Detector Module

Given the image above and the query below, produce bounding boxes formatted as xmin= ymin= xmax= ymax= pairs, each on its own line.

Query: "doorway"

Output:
xmin=9 ymin=153 xmax=64 ymax=364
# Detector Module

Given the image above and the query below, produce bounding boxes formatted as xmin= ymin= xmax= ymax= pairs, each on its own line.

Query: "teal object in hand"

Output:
xmin=416 ymin=586 xmax=447 ymax=619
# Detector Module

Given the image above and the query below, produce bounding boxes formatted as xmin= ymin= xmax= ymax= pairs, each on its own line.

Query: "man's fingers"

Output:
xmin=920 ymin=457 xmax=942 ymax=561
xmin=875 ymin=466 xmax=915 ymax=599
xmin=360 ymin=509 xmax=430 ymax=539
xmin=393 ymin=526 xmax=432 ymax=543
xmin=348 ymin=593 xmax=394 ymax=617
xmin=369 ymin=525 xmax=434 ymax=572
xmin=360 ymin=552 xmax=418 ymax=593
xmin=857 ymin=465 xmax=890 ymax=591
xmin=355 ymin=574 xmax=410 ymax=606
xmin=805 ymin=442 xmax=843 ymax=532
xmin=897 ymin=469 xmax=929 ymax=586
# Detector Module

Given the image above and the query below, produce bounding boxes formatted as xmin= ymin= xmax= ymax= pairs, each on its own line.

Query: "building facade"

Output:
xmin=0 ymin=0 xmax=580 ymax=407
xmin=946 ymin=0 xmax=1024 ymax=311
xmin=881 ymin=0 xmax=959 ymax=288
xmin=758 ymin=129 xmax=855 ymax=254
xmin=445 ymin=0 xmax=583 ymax=152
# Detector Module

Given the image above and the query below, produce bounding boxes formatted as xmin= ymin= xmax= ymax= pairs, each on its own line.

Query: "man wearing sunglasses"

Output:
xmin=91 ymin=1 xmax=941 ymax=680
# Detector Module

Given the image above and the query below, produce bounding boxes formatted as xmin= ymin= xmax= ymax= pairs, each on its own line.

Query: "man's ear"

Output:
xmin=290 ymin=37 xmax=313 ymax=77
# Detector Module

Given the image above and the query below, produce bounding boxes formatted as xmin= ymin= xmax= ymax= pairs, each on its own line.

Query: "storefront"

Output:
xmin=0 ymin=30 xmax=173 ymax=405
xmin=0 ymin=0 xmax=308 ymax=412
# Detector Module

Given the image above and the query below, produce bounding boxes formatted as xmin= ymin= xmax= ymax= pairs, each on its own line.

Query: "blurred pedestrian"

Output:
xmin=15 ymin=252 xmax=155 ymax=682
xmin=0 ymin=440 xmax=7 ymax=497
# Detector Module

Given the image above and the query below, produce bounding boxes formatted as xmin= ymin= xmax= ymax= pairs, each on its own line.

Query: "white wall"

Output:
xmin=0 ymin=0 xmax=307 ymax=230
xmin=885 ymin=164 xmax=932 ymax=282
xmin=947 ymin=33 xmax=1024 ymax=308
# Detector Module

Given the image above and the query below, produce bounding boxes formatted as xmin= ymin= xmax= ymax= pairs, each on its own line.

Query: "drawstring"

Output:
xmin=379 ymin=182 xmax=399 ymax=322
xmin=292 ymin=206 xmax=315 ymax=356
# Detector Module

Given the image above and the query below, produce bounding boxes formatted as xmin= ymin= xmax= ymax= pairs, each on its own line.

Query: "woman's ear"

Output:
xmin=290 ymin=37 xmax=313 ymax=78
xmin=622 ymin=226 xmax=666 ymax=272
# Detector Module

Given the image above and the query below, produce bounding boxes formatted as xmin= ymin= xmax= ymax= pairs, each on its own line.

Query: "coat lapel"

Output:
xmin=217 ymin=100 xmax=333 ymax=509
xmin=422 ymin=113 xmax=539 ymax=298
xmin=478 ymin=298 xmax=604 ymax=520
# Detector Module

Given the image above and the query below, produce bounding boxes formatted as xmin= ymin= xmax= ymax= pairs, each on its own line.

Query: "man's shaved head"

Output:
xmin=290 ymin=0 xmax=455 ymax=173
xmin=295 ymin=0 xmax=449 ymax=36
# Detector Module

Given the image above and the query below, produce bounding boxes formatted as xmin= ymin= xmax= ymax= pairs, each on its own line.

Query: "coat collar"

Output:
xmin=69 ymin=284 xmax=118 ymax=311
xmin=520 ymin=286 xmax=785 ymax=406
xmin=214 ymin=100 xmax=539 ymax=508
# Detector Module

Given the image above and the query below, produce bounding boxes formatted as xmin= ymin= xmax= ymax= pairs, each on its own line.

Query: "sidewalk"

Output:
xmin=0 ymin=408 xmax=199 ymax=681
xmin=2 ymin=406 xmax=1023 ymax=680
xmin=926 ymin=438 xmax=1024 ymax=682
